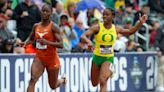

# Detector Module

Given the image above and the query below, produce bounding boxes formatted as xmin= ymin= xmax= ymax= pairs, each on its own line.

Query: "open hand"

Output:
xmin=139 ymin=14 xmax=148 ymax=24
xmin=21 ymin=11 xmax=28 ymax=17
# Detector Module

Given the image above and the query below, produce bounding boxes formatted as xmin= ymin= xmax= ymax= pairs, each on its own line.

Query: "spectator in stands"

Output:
xmin=149 ymin=20 xmax=160 ymax=50
xmin=0 ymin=14 xmax=14 ymax=41
xmin=13 ymin=0 xmax=41 ymax=54
xmin=155 ymin=24 xmax=164 ymax=92
xmin=126 ymin=40 xmax=137 ymax=52
xmin=115 ymin=6 xmax=125 ymax=26
xmin=71 ymin=18 xmax=85 ymax=52
xmin=133 ymin=4 xmax=150 ymax=25
xmin=135 ymin=45 xmax=144 ymax=52
xmin=58 ymin=13 xmax=76 ymax=53
xmin=5 ymin=8 xmax=17 ymax=37
xmin=123 ymin=17 xmax=134 ymax=40
xmin=148 ymin=0 xmax=164 ymax=14
xmin=0 ymin=0 xmax=7 ymax=13
xmin=13 ymin=0 xmax=41 ymax=41
xmin=133 ymin=5 xmax=151 ymax=50
xmin=86 ymin=8 xmax=96 ymax=27
xmin=6 ymin=0 xmax=12 ymax=9
xmin=1 ymin=38 xmax=14 ymax=53
xmin=66 ymin=2 xmax=78 ymax=22
xmin=68 ymin=17 xmax=75 ymax=28
xmin=104 ymin=0 xmax=115 ymax=9
xmin=124 ymin=17 xmax=133 ymax=29
xmin=51 ymin=1 xmax=64 ymax=25
xmin=124 ymin=4 xmax=135 ymax=23
xmin=13 ymin=43 xmax=25 ymax=54
xmin=114 ymin=33 xmax=128 ymax=53
xmin=0 ymin=13 xmax=24 ymax=53
xmin=77 ymin=8 xmax=95 ymax=29
xmin=114 ymin=0 xmax=125 ymax=10
xmin=33 ymin=0 xmax=44 ymax=10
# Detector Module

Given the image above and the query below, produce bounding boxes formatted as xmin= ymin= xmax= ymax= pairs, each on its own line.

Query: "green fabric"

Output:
xmin=92 ymin=54 xmax=114 ymax=66
xmin=105 ymin=0 xmax=115 ymax=9
xmin=11 ymin=0 xmax=19 ymax=9
xmin=45 ymin=0 xmax=51 ymax=4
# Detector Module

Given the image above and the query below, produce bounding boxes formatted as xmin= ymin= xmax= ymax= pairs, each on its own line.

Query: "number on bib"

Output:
xmin=36 ymin=42 xmax=47 ymax=50
xmin=100 ymin=45 xmax=112 ymax=54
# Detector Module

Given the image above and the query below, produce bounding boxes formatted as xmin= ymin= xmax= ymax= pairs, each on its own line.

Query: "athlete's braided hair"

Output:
xmin=106 ymin=8 xmax=116 ymax=17
xmin=42 ymin=4 xmax=53 ymax=13
xmin=104 ymin=8 xmax=115 ymax=23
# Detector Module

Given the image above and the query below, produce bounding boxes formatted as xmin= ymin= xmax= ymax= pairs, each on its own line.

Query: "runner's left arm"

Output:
xmin=116 ymin=14 xmax=147 ymax=35
xmin=50 ymin=23 xmax=63 ymax=48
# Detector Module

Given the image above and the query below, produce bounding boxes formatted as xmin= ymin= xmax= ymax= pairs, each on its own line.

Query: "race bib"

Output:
xmin=36 ymin=41 xmax=47 ymax=50
xmin=100 ymin=45 xmax=112 ymax=54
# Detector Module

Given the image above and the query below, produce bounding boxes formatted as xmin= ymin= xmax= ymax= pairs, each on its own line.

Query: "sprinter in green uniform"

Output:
xmin=81 ymin=8 xmax=147 ymax=92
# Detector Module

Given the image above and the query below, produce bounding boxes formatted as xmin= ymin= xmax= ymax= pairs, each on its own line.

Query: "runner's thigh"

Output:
xmin=91 ymin=61 xmax=100 ymax=85
xmin=31 ymin=57 xmax=45 ymax=81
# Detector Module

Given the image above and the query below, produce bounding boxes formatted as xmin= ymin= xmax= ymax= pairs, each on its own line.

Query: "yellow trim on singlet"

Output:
xmin=93 ymin=22 xmax=117 ymax=57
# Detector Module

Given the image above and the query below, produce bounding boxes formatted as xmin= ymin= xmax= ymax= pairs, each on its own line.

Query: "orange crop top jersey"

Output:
xmin=35 ymin=21 xmax=60 ymax=69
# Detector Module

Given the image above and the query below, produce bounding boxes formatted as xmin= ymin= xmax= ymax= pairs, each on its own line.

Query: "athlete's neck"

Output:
xmin=104 ymin=22 xmax=112 ymax=29
xmin=41 ymin=19 xmax=51 ymax=26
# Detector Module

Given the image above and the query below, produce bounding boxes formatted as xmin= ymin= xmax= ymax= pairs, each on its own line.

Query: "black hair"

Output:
xmin=51 ymin=0 xmax=58 ymax=7
xmin=105 ymin=8 xmax=115 ymax=17
xmin=60 ymin=15 xmax=68 ymax=20
xmin=142 ymin=4 xmax=149 ymax=8
xmin=1 ymin=39 xmax=14 ymax=53
xmin=42 ymin=4 xmax=53 ymax=12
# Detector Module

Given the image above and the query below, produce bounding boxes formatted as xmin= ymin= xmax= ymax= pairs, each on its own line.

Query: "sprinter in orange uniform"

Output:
xmin=20 ymin=4 xmax=66 ymax=92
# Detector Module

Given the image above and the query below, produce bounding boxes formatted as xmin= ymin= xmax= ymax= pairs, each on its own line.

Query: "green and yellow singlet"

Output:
xmin=93 ymin=22 xmax=117 ymax=57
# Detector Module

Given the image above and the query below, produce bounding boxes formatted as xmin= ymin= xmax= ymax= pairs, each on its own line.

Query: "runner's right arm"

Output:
xmin=20 ymin=24 xmax=37 ymax=47
xmin=81 ymin=24 xmax=99 ymax=45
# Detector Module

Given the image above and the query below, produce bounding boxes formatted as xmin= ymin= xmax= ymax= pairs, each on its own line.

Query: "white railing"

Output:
xmin=135 ymin=23 xmax=149 ymax=50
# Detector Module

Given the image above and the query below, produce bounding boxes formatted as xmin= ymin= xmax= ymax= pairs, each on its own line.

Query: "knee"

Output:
xmin=99 ymin=77 xmax=107 ymax=85
xmin=50 ymin=86 xmax=56 ymax=90
xmin=30 ymin=75 xmax=39 ymax=84
xmin=91 ymin=81 xmax=99 ymax=87
xmin=108 ymin=71 xmax=113 ymax=78
xmin=49 ymin=84 xmax=57 ymax=90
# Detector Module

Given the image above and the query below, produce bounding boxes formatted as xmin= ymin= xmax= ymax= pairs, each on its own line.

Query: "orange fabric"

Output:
xmin=24 ymin=44 xmax=36 ymax=53
xmin=0 ymin=14 xmax=9 ymax=20
xmin=35 ymin=21 xmax=60 ymax=69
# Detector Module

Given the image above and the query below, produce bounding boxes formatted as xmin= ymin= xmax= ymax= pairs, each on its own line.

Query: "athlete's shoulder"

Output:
xmin=33 ymin=22 xmax=40 ymax=28
xmin=98 ymin=21 xmax=103 ymax=26
xmin=112 ymin=23 xmax=116 ymax=26
xmin=51 ymin=22 xmax=60 ymax=33
xmin=112 ymin=24 xmax=117 ymax=29
xmin=89 ymin=23 xmax=100 ymax=34
xmin=32 ymin=23 xmax=40 ymax=31
xmin=51 ymin=22 xmax=59 ymax=29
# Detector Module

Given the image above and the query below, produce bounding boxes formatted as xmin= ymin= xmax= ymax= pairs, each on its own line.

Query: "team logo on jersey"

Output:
xmin=102 ymin=34 xmax=114 ymax=42
xmin=36 ymin=32 xmax=48 ymax=38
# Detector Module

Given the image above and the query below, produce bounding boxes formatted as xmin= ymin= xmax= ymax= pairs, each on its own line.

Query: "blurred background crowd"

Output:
xmin=0 ymin=0 xmax=163 ymax=54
